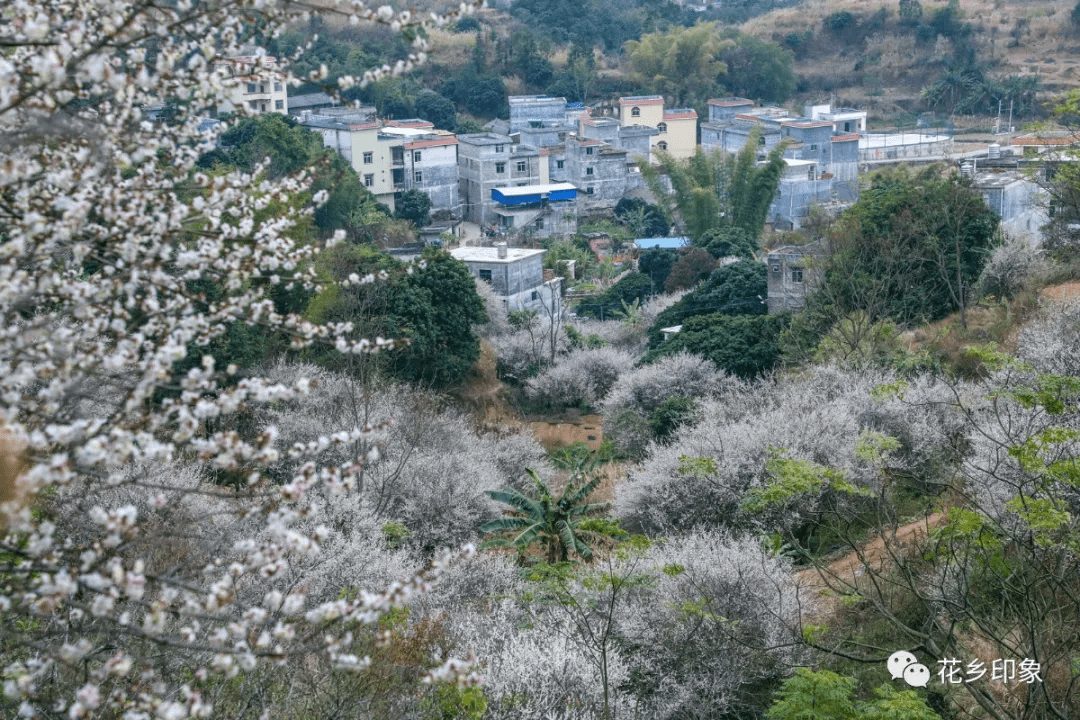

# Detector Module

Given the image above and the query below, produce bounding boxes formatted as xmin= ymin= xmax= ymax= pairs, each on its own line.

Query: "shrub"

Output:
xmin=827 ymin=10 xmax=856 ymax=33
xmin=615 ymin=366 xmax=966 ymax=536
xmin=1016 ymin=299 xmax=1080 ymax=377
xmin=979 ymin=238 xmax=1048 ymax=301
xmin=524 ymin=347 xmax=637 ymax=411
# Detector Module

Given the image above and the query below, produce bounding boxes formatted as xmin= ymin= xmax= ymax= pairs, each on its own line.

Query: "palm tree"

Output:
xmin=480 ymin=468 xmax=609 ymax=563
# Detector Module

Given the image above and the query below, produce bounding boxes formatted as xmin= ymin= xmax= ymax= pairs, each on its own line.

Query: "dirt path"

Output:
xmin=1040 ymin=281 xmax=1080 ymax=303
xmin=795 ymin=513 xmax=945 ymax=622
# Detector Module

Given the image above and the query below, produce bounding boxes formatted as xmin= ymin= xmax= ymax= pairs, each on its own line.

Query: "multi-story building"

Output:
xmin=216 ymin=53 xmax=288 ymax=115
xmin=457 ymin=133 xmax=548 ymax=227
xmin=699 ymin=98 xmax=861 ymax=228
xmin=578 ymin=117 xmax=657 ymax=163
xmin=564 ymin=135 xmax=644 ymax=213
xmin=617 ymin=95 xmax=697 ymax=161
xmin=301 ymin=113 xmax=458 ymax=214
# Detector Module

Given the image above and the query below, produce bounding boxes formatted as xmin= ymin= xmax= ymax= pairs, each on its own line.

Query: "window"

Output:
xmin=413 ymin=151 xmax=422 ymax=162
xmin=631 ymin=107 xmax=640 ymax=117
xmin=657 ymin=141 xmax=668 ymax=150
xmin=364 ymin=174 xmax=374 ymax=187
xmin=259 ymin=84 xmax=266 ymax=93
xmin=585 ymin=147 xmax=594 ymax=156
xmin=844 ymin=121 xmax=851 ymax=132
xmin=531 ymin=290 xmax=539 ymax=300
xmin=248 ymin=100 xmax=258 ymax=109
xmin=534 ymin=218 xmax=544 ymax=230
xmin=556 ymin=160 xmax=564 ymax=169
xmin=414 ymin=171 xmax=423 ymax=183
xmin=657 ymin=122 xmax=667 ymax=133
xmin=585 ymin=167 xmax=593 ymax=176
xmin=810 ymin=144 xmax=818 ymax=150
xmin=274 ymin=100 xmax=283 ymax=110
xmin=479 ymin=269 xmax=492 ymax=282
xmin=247 ymin=82 xmax=257 ymax=93
xmin=363 ymin=151 xmax=373 ymax=165
xmin=495 ymin=144 xmax=504 ymax=153
xmin=791 ymin=268 xmax=804 ymax=283
xmin=495 ymin=162 xmax=505 ymax=173
xmin=516 ymin=161 xmax=526 ymax=172
xmin=274 ymin=82 xmax=282 ymax=92
xmin=758 ymin=135 xmax=766 ymax=146
xmin=770 ymin=263 xmax=781 ymax=275
xmin=586 ymin=187 xmax=594 ymax=195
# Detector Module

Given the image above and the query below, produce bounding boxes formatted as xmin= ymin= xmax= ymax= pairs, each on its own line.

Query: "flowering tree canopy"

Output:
xmin=0 ymin=0 xmax=482 ymax=717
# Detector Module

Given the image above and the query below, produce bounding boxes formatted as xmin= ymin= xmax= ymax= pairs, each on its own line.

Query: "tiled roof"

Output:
xmin=404 ymin=136 xmax=458 ymax=150
xmin=1011 ymin=134 xmax=1080 ymax=146
xmin=664 ymin=110 xmax=698 ymax=120
xmin=735 ymin=114 xmax=763 ymax=122
xmin=831 ymin=133 xmax=860 ymax=142
xmin=386 ymin=119 xmax=435 ymax=129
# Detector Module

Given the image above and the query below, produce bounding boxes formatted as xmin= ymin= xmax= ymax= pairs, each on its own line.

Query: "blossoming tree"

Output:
xmin=0 ymin=0 xmax=482 ymax=717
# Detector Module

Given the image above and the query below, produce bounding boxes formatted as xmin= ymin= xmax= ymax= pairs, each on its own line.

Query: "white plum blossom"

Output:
xmin=0 ymin=0 xmax=482 ymax=717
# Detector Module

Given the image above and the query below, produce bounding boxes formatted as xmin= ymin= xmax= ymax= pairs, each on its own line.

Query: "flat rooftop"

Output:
xmin=451 ymin=247 xmax=546 ymax=263
xmin=861 ymin=133 xmax=951 ymax=148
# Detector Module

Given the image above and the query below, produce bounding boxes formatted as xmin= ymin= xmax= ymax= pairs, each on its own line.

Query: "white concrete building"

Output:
xmin=451 ymin=244 xmax=562 ymax=314
xmin=216 ymin=53 xmax=288 ymax=115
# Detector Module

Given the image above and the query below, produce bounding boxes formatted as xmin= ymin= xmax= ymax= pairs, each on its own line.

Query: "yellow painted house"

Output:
xmin=617 ymin=95 xmax=698 ymax=162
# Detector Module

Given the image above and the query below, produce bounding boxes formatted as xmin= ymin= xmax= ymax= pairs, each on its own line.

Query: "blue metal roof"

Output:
xmin=635 ymin=237 xmax=690 ymax=249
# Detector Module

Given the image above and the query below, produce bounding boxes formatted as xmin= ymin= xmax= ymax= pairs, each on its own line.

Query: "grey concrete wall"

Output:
xmin=458 ymin=135 xmax=541 ymax=226
xmin=510 ymin=97 xmax=568 ymax=133
xmin=766 ymin=253 xmax=819 ymax=313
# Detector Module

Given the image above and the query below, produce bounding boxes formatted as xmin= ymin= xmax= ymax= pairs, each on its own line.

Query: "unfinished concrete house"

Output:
xmin=765 ymin=242 xmax=825 ymax=313
xmin=451 ymin=243 xmax=562 ymax=314
xmin=458 ymin=133 xmax=547 ymax=228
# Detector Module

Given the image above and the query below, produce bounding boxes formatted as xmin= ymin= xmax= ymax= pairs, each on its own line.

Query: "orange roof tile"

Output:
xmin=664 ymin=111 xmax=698 ymax=120
xmin=403 ymin=136 xmax=458 ymax=150
xmin=831 ymin=133 xmax=860 ymax=142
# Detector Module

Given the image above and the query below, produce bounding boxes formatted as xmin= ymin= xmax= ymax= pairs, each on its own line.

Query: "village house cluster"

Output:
xmin=182 ymin=51 xmax=1056 ymax=315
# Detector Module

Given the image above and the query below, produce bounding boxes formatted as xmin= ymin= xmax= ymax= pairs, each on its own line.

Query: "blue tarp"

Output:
xmin=549 ymin=189 xmax=576 ymax=201
xmin=635 ymin=237 xmax=690 ymax=249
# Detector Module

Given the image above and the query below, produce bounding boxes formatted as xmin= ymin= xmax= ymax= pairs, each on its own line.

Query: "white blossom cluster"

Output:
xmin=615 ymin=365 xmax=968 ymax=534
xmin=0 ymin=0 xmax=482 ymax=716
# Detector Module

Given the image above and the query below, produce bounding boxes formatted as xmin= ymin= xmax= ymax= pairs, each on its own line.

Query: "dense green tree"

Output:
xmin=576 ymin=272 xmax=655 ymax=320
xmin=818 ymin=167 xmax=999 ymax=327
xmin=453 ymin=15 xmax=481 ymax=32
xmin=614 ymin=197 xmax=669 ymax=238
xmin=648 ymin=259 xmax=767 ymax=346
xmin=718 ymin=33 xmax=797 ymax=103
xmin=414 ymin=93 xmax=457 ymax=130
xmin=626 ymin=23 xmax=730 ymax=109
xmin=307 ymin=245 xmax=486 ymax=387
xmin=697 ymin=226 xmax=758 ymax=259
xmin=637 ymin=248 xmax=680 ymax=291
xmin=765 ymin=669 xmax=858 ymax=720
xmin=899 ymin=0 xmax=923 ymax=22
xmin=664 ymin=248 xmax=717 ymax=292
xmin=394 ymin=189 xmax=432 ymax=227
xmin=480 ymin=468 xmax=608 ymax=563
xmin=205 ymin=113 xmax=385 ymax=240
xmin=644 ymin=312 xmax=787 ymax=378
